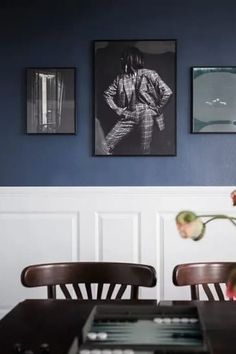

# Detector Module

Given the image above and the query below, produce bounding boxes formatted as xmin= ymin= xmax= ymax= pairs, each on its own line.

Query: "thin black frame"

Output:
xmin=191 ymin=66 xmax=236 ymax=134
xmin=26 ymin=67 xmax=76 ymax=135
xmin=93 ymin=40 xmax=177 ymax=156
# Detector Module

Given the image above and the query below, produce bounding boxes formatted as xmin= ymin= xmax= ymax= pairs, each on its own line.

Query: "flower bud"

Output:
xmin=231 ymin=190 xmax=236 ymax=206
xmin=226 ymin=268 xmax=236 ymax=299
xmin=176 ymin=211 xmax=205 ymax=241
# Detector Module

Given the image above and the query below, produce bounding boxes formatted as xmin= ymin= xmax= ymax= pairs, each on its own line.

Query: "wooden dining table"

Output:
xmin=0 ymin=299 xmax=236 ymax=354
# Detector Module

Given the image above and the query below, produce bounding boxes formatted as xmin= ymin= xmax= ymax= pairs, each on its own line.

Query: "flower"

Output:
xmin=231 ymin=190 xmax=236 ymax=206
xmin=176 ymin=190 xmax=236 ymax=300
xmin=176 ymin=205 xmax=236 ymax=242
xmin=226 ymin=268 xmax=236 ymax=299
xmin=176 ymin=211 xmax=205 ymax=241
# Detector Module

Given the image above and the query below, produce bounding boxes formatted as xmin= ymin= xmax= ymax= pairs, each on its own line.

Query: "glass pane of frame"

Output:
xmin=192 ymin=66 xmax=236 ymax=134
xmin=26 ymin=67 xmax=76 ymax=134
xmin=94 ymin=40 xmax=176 ymax=156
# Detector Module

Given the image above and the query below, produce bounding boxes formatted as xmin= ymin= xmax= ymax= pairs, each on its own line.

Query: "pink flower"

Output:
xmin=226 ymin=282 xmax=236 ymax=299
xmin=176 ymin=211 xmax=205 ymax=241
xmin=226 ymin=268 xmax=236 ymax=299
xmin=231 ymin=190 xmax=236 ymax=206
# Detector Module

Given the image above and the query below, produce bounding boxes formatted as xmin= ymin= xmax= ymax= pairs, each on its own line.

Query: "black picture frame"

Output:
xmin=26 ymin=67 xmax=76 ymax=134
xmin=192 ymin=66 xmax=236 ymax=134
xmin=94 ymin=40 xmax=176 ymax=156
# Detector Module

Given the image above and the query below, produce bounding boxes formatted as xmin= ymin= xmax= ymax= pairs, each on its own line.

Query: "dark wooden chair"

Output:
xmin=173 ymin=262 xmax=236 ymax=301
xmin=21 ymin=262 xmax=157 ymax=300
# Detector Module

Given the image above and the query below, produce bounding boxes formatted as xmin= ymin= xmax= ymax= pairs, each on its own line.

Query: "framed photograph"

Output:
xmin=26 ymin=67 xmax=76 ymax=134
xmin=94 ymin=40 xmax=176 ymax=156
xmin=192 ymin=66 xmax=236 ymax=133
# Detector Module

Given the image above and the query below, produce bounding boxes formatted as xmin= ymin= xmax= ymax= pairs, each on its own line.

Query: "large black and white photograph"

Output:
xmin=26 ymin=68 xmax=76 ymax=134
xmin=94 ymin=40 xmax=176 ymax=156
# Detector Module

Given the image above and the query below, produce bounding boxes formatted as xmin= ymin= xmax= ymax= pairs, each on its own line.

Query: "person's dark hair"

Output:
xmin=120 ymin=47 xmax=144 ymax=74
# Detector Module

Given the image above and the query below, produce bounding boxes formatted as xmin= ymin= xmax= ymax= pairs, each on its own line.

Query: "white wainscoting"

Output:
xmin=0 ymin=186 xmax=235 ymax=318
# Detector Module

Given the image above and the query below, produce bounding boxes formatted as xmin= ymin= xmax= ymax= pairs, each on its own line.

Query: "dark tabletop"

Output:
xmin=0 ymin=299 xmax=236 ymax=354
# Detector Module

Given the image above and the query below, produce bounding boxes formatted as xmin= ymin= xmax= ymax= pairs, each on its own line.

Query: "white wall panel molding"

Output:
xmin=0 ymin=186 xmax=235 ymax=318
xmin=0 ymin=186 xmax=234 ymax=196
xmin=0 ymin=211 xmax=79 ymax=318
xmin=0 ymin=186 xmax=234 ymax=213
xmin=95 ymin=212 xmax=140 ymax=262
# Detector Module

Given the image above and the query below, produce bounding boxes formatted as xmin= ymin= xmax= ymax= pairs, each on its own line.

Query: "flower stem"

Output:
xmin=198 ymin=215 xmax=236 ymax=225
xmin=229 ymin=218 xmax=236 ymax=226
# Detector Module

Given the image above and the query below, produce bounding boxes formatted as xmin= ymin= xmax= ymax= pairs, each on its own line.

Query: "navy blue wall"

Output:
xmin=1 ymin=0 xmax=236 ymax=186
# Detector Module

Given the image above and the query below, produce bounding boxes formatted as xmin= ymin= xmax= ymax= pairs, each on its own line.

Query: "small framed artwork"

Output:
xmin=94 ymin=40 xmax=176 ymax=156
xmin=192 ymin=66 xmax=236 ymax=133
xmin=26 ymin=67 xmax=76 ymax=134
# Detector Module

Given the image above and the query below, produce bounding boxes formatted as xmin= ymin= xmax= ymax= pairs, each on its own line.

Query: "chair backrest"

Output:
xmin=173 ymin=262 xmax=236 ymax=301
xmin=21 ymin=262 xmax=157 ymax=300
